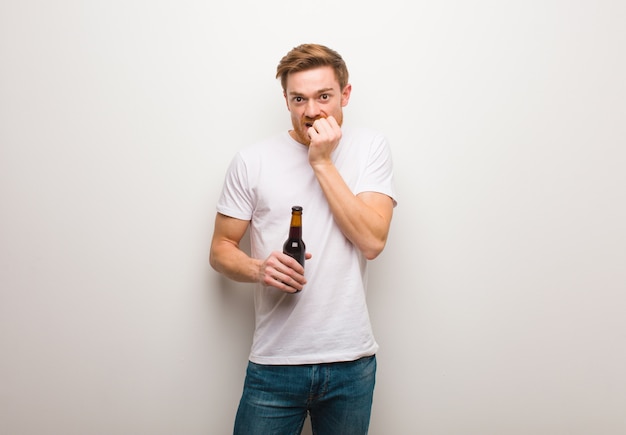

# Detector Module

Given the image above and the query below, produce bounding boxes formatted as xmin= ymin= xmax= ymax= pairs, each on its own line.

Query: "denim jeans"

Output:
xmin=233 ymin=355 xmax=376 ymax=435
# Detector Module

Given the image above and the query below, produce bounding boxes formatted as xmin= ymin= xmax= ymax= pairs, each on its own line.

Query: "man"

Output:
xmin=210 ymin=43 xmax=396 ymax=435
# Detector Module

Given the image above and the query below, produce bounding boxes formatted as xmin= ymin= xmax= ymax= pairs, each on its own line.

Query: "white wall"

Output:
xmin=1 ymin=1 xmax=625 ymax=434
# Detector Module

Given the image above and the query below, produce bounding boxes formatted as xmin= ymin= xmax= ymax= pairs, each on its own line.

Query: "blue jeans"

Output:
xmin=233 ymin=355 xmax=376 ymax=435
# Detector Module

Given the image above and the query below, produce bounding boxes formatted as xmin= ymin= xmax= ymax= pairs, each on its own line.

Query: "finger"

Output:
xmin=281 ymin=258 xmax=305 ymax=277
xmin=326 ymin=115 xmax=339 ymax=130
xmin=271 ymin=264 xmax=306 ymax=287
xmin=274 ymin=275 xmax=303 ymax=294
xmin=313 ymin=118 xmax=333 ymax=136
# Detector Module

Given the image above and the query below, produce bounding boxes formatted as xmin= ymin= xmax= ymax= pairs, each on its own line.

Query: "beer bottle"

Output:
xmin=283 ymin=206 xmax=306 ymax=268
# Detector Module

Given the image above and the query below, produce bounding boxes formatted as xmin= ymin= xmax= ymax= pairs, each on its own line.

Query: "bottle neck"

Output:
xmin=289 ymin=226 xmax=302 ymax=239
xmin=289 ymin=213 xmax=302 ymax=238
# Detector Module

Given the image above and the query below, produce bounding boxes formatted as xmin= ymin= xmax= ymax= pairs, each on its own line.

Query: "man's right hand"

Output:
xmin=258 ymin=251 xmax=311 ymax=293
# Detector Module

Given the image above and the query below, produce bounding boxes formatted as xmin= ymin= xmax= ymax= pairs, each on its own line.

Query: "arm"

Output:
xmin=209 ymin=213 xmax=309 ymax=292
xmin=312 ymin=168 xmax=393 ymax=260
xmin=308 ymin=117 xmax=394 ymax=260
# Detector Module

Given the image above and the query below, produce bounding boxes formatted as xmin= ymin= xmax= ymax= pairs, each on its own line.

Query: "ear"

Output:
xmin=341 ymin=84 xmax=352 ymax=107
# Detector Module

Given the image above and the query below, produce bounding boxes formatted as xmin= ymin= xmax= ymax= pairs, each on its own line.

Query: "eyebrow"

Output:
xmin=289 ymin=87 xmax=335 ymax=97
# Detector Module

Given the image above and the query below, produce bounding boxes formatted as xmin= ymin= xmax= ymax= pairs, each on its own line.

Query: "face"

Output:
xmin=283 ymin=66 xmax=351 ymax=145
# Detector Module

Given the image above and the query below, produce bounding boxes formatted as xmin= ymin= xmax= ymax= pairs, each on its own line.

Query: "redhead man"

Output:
xmin=210 ymin=43 xmax=397 ymax=435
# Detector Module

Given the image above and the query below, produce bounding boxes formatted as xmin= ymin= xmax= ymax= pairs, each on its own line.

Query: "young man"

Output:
xmin=210 ymin=43 xmax=397 ymax=434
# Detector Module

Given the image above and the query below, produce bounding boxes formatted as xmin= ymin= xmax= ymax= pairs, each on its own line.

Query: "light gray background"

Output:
xmin=1 ymin=1 xmax=625 ymax=434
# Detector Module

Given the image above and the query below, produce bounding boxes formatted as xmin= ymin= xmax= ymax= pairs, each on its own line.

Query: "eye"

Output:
xmin=320 ymin=94 xmax=329 ymax=100
xmin=294 ymin=96 xmax=304 ymax=103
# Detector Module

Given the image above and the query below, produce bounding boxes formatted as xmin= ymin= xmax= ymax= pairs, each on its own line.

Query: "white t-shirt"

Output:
xmin=216 ymin=126 xmax=396 ymax=365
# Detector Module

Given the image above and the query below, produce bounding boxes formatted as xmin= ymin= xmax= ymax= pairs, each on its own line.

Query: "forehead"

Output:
xmin=285 ymin=66 xmax=340 ymax=95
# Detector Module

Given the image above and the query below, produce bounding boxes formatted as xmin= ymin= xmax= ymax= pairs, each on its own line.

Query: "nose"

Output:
xmin=304 ymin=100 xmax=321 ymax=119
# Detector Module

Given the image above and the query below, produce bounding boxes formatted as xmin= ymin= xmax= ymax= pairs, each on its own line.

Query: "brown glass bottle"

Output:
xmin=283 ymin=206 xmax=306 ymax=268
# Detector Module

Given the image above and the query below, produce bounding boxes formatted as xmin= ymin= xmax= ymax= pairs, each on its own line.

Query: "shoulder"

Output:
xmin=340 ymin=126 xmax=391 ymax=159
xmin=342 ymin=125 xmax=386 ymax=141
xmin=228 ymin=131 xmax=308 ymax=179
xmin=238 ymin=131 xmax=295 ymax=159
xmin=341 ymin=126 xmax=390 ymax=151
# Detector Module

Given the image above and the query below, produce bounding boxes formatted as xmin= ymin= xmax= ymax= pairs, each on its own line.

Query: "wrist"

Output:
xmin=309 ymin=159 xmax=334 ymax=172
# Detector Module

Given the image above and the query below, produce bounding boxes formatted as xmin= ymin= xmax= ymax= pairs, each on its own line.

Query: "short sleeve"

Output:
xmin=357 ymin=132 xmax=397 ymax=206
xmin=216 ymin=152 xmax=255 ymax=220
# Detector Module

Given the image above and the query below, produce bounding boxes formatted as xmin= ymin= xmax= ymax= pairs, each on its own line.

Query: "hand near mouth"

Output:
xmin=307 ymin=116 xmax=342 ymax=167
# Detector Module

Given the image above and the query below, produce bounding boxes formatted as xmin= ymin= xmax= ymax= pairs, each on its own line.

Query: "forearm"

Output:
xmin=210 ymin=238 xmax=308 ymax=293
xmin=209 ymin=240 xmax=262 ymax=283
xmin=312 ymin=162 xmax=392 ymax=260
